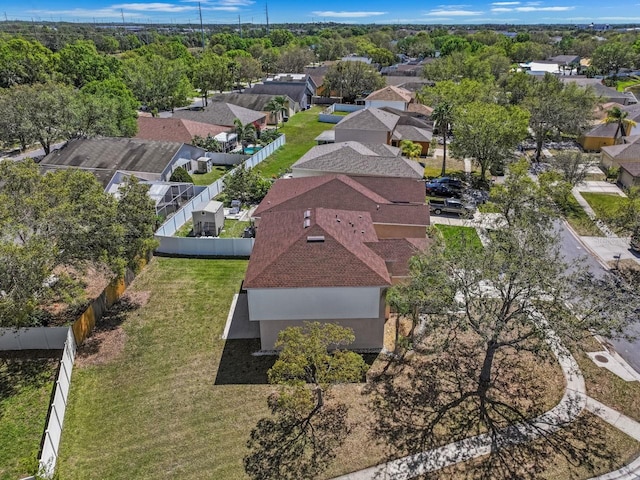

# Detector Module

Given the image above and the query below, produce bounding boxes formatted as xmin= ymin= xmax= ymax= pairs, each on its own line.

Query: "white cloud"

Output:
xmin=311 ymin=10 xmax=387 ymax=18
xmin=491 ymin=1 xmax=520 ymax=4
xmin=492 ymin=4 xmax=574 ymax=11
xmin=28 ymin=7 xmax=143 ymax=18
xmin=427 ymin=8 xmax=483 ymax=15
xmin=112 ymin=2 xmax=195 ymax=12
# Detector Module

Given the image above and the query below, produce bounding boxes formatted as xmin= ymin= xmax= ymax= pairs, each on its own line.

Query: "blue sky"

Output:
xmin=5 ymin=0 xmax=639 ymax=25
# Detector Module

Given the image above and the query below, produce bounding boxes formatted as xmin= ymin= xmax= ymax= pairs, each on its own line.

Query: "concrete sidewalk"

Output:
xmin=331 ymin=317 xmax=640 ymax=480
xmin=332 ymin=319 xmax=587 ymax=480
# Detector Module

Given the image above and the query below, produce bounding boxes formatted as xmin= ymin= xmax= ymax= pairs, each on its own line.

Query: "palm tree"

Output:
xmin=605 ymin=106 xmax=638 ymax=142
xmin=265 ymin=96 xmax=288 ymax=130
xmin=234 ymin=118 xmax=257 ymax=155
xmin=400 ymin=140 xmax=422 ymax=161
xmin=432 ymin=101 xmax=454 ymax=177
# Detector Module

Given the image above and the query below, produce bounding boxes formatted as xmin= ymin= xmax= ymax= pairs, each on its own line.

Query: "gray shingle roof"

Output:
xmin=210 ymin=92 xmax=294 ymax=112
xmin=392 ymin=125 xmax=433 ymax=142
xmin=173 ymin=102 xmax=265 ymax=127
xmin=40 ymin=137 xmax=187 ymax=186
xmin=602 ymin=136 xmax=640 ymax=161
xmin=335 ymin=108 xmax=399 ymax=132
xmin=292 ymin=141 xmax=423 ymax=179
xmin=244 ymin=83 xmax=307 ymax=105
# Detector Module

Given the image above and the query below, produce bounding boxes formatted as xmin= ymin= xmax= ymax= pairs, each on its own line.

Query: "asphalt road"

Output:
xmin=556 ymin=220 xmax=640 ymax=374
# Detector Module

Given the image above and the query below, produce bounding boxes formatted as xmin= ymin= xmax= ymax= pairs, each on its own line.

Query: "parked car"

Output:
xmin=426 ymin=176 xmax=468 ymax=188
xmin=426 ymin=183 xmax=464 ymax=198
xmin=429 ymin=198 xmax=476 ymax=216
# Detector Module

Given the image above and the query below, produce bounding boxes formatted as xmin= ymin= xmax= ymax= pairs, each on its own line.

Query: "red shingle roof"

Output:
xmin=244 ymin=208 xmax=392 ymax=288
xmin=253 ymin=174 xmax=428 ymax=227
xmin=135 ymin=117 xmax=231 ymax=143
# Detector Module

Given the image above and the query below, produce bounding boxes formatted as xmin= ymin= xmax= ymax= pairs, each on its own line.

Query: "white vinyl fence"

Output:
xmin=154 ymin=135 xmax=285 ymax=256
xmin=39 ymin=328 xmax=76 ymax=478
xmin=155 ymin=236 xmax=254 ymax=257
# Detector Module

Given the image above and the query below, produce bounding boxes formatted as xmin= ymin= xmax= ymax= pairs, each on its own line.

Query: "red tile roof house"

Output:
xmin=244 ymin=175 xmax=429 ymax=351
xmin=135 ymin=117 xmax=232 ymax=144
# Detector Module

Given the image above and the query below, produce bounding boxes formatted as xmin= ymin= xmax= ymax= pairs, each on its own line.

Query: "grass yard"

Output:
xmin=0 ymin=352 xmax=60 ymax=480
xmin=56 ymin=258 xmax=272 ymax=480
xmin=434 ymin=224 xmax=483 ymax=251
xmin=575 ymin=336 xmax=640 ymax=423
xmin=581 ymin=192 xmax=628 ymax=232
xmin=617 ymin=77 xmax=640 ymax=92
xmin=219 ymin=219 xmax=250 ymax=238
xmin=253 ymin=107 xmax=333 ymax=178
xmin=174 ymin=219 xmax=193 ymax=237
xmin=191 ymin=165 xmax=233 ymax=186
xmin=423 ymin=156 xmax=468 ymax=178
xmin=562 ymin=194 xmax=603 ymax=236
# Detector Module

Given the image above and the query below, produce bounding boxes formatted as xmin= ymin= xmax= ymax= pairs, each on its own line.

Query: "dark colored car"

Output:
xmin=425 ymin=183 xmax=464 ymax=198
xmin=428 ymin=176 xmax=467 ymax=188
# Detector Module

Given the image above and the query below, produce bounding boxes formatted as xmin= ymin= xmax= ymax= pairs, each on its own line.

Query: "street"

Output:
xmin=557 ymin=220 xmax=640 ymax=374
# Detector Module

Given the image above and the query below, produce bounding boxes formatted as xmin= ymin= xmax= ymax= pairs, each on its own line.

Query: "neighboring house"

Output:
xmin=550 ymin=54 xmax=581 ymax=74
xmin=580 ymin=105 xmax=640 ymax=151
xmin=245 ymin=73 xmax=317 ymax=110
xmin=135 ymin=117 xmax=232 ymax=144
xmin=364 ymin=86 xmax=413 ymax=111
xmin=291 ymin=141 xmax=424 ymax=179
xmin=601 ymin=135 xmax=640 ymax=169
xmin=209 ymin=92 xmax=296 ymax=124
xmin=334 ymin=107 xmax=400 ymax=144
xmin=40 ymin=138 xmax=207 ymax=217
xmin=520 ymin=61 xmax=566 ymax=75
xmin=618 ymin=162 xmax=640 ymax=188
xmin=341 ymin=54 xmax=373 ymax=64
xmin=245 ymin=189 xmax=429 ymax=350
xmin=192 ymin=200 xmax=225 ymax=236
xmin=558 ymin=77 xmax=638 ymax=105
xmin=252 ymin=174 xmax=429 ymax=238
xmin=40 ymin=137 xmax=207 ymax=186
xmin=320 ymin=107 xmax=433 ymax=155
xmin=173 ymin=102 xmax=266 ymax=128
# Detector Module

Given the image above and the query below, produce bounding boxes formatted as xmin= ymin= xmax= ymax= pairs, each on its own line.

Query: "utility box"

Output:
xmin=192 ymin=200 xmax=225 ymax=236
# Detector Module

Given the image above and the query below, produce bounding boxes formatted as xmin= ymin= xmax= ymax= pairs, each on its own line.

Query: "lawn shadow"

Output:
xmin=0 ymin=351 xmax=60 ymax=418
xmin=214 ymin=339 xmax=277 ymax=385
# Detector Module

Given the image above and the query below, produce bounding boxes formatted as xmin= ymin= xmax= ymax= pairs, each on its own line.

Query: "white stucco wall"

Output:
xmin=247 ymin=286 xmax=384 ymax=321
xmin=365 ymin=100 xmax=407 ymax=111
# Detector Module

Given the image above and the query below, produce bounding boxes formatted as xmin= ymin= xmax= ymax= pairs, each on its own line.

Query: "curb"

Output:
xmin=561 ymin=218 xmax=611 ymax=271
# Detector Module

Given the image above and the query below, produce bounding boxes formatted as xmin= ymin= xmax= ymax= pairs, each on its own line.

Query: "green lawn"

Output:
xmin=174 ymin=219 xmax=193 ymax=237
xmin=57 ymin=258 xmax=276 ymax=480
xmin=253 ymin=107 xmax=333 ymax=178
xmin=581 ymin=192 xmax=627 ymax=232
xmin=0 ymin=354 xmax=59 ymax=480
xmin=219 ymin=219 xmax=250 ymax=238
xmin=434 ymin=224 xmax=483 ymax=251
xmin=616 ymin=77 xmax=640 ymax=92
xmin=191 ymin=165 xmax=234 ymax=186
xmin=560 ymin=194 xmax=603 ymax=236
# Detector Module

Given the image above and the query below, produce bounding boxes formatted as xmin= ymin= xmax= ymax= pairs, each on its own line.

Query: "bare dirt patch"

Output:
xmin=75 ymin=292 xmax=149 ymax=367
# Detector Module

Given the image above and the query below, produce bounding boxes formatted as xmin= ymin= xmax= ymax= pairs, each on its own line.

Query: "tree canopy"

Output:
xmin=0 ymin=160 xmax=157 ymax=327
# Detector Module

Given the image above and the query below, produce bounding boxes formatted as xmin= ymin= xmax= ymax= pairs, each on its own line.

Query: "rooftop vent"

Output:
xmin=307 ymin=235 xmax=325 ymax=243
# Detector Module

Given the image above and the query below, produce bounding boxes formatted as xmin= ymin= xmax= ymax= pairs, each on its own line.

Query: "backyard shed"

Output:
xmin=192 ymin=200 xmax=225 ymax=236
